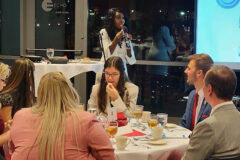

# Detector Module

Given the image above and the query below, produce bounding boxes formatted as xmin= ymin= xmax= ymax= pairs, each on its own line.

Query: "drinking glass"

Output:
xmin=98 ymin=116 xmax=108 ymax=129
xmin=157 ymin=113 xmax=168 ymax=127
xmin=46 ymin=48 xmax=54 ymax=59
xmin=106 ymin=120 xmax=118 ymax=143
xmin=147 ymin=114 xmax=158 ymax=128
xmin=79 ymin=103 xmax=85 ymax=111
xmin=133 ymin=105 xmax=143 ymax=127
xmin=87 ymin=104 xmax=97 ymax=115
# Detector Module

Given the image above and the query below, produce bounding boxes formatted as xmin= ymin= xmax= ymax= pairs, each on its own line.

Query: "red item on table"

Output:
xmin=117 ymin=112 xmax=128 ymax=127
xmin=123 ymin=129 xmax=146 ymax=137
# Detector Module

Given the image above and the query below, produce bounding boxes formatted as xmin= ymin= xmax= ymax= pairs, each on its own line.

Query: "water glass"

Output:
xmin=87 ymin=108 xmax=97 ymax=115
xmin=87 ymin=104 xmax=97 ymax=115
xmin=98 ymin=116 xmax=107 ymax=128
xmin=157 ymin=113 xmax=168 ymax=127
xmin=46 ymin=48 xmax=54 ymax=58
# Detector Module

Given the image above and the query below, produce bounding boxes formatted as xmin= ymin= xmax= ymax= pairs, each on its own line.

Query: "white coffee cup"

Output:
xmin=152 ymin=126 xmax=163 ymax=140
xmin=115 ymin=136 xmax=130 ymax=150
xmin=141 ymin=111 xmax=151 ymax=123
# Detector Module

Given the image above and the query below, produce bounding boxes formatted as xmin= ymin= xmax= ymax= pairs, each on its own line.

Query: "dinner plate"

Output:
xmin=148 ymin=139 xmax=167 ymax=145
xmin=80 ymin=61 xmax=97 ymax=64
xmin=165 ymin=123 xmax=177 ymax=128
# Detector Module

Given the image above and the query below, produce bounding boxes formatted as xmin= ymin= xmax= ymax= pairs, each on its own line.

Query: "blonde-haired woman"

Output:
xmin=9 ymin=72 xmax=117 ymax=160
xmin=0 ymin=62 xmax=10 ymax=91
xmin=0 ymin=62 xmax=10 ymax=159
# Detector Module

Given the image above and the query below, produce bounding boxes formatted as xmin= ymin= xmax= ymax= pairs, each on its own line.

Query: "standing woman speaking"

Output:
xmin=99 ymin=8 xmax=136 ymax=76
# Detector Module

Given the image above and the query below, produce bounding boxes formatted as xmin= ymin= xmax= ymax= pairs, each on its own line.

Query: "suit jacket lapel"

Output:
xmin=197 ymin=98 xmax=207 ymax=122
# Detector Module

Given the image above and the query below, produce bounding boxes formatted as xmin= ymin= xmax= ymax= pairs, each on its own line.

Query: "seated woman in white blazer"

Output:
xmin=88 ymin=56 xmax=139 ymax=118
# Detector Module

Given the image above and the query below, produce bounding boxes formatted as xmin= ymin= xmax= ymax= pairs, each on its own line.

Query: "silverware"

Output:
xmin=131 ymin=140 xmax=151 ymax=149
xmin=133 ymin=136 xmax=150 ymax=141
xmin=163 ymin=136 xmax=187 ymax=139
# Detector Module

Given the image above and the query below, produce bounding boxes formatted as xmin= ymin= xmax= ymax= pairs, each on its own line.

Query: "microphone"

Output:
xmin=99 ymin=31 xmax=106 ymax=61
xmin=122 ymin=26 xmax=130 ymax=48
xmin=122 ymin=26 xmax=128 ymax=33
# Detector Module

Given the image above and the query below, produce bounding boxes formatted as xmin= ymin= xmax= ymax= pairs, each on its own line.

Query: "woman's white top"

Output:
xmin=88 ymin=82 xmax=139 ymax=118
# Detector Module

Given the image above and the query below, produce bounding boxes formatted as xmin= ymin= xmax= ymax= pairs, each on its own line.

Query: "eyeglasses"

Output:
xmin=103 ymin=72 xmax=120 ymax=78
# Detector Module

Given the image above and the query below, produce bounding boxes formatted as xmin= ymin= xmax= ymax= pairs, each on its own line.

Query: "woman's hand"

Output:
xmin=115 ymin=30 xmax=124 ymax=41
xmin=126 ymin=33 xmax=132 ymax=41
xmin=109 ymin=30 xmax=124 ymax=54
xmin=106 ymin=83 xmax=119 ymax=101
xmin=4 ymin=119 xmax=13 ymax=130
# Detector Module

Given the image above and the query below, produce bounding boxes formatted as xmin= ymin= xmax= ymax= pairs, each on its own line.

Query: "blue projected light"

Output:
xmin=216 ymin=0 xmax=239 ymax=9
xmin=196 ymin=0 xmax=240 ymax=65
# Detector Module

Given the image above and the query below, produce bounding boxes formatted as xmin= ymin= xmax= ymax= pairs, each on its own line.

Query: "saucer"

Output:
xmin=165 ymin=123 xmax=177 ymax=128
xmin=148 ymin=139 xmax=167 ymax=145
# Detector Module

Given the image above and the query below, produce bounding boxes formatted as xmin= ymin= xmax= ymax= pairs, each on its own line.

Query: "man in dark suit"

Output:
xmin=179 ymin=54 xmax=213 ymax=130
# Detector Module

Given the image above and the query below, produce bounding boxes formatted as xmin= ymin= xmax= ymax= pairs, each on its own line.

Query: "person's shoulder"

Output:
xmin=0 ymin=92 xmax=12 ymax=99
xmin=75 ymin=110 xmax=96 ymax=122
xmin=0 ymin=92 xmax=14 ymax=107
xmin=125 ymin=82 xmax=138 ymax=89
xmin=161 ymin=26 xmax=170 ymax=31
xmin=197 ymin=115 xmax=214 ymax=128
xmin=188 ymin=89 xmax=196 ymax=97
xmin=13 ymin=108 xmax=32 ymax=119
xmin=100 ymin=28 xmax=107 ymax=34
xmin=74 ymin=111 xmax=98 ymax=127
xmin=92 ymin=83 xmax=100 ymax=91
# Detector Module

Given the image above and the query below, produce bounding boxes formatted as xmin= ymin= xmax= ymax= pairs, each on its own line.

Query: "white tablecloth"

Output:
xmin=34 ymin=62 xmax=104 ymax=94
xmin=115 ymin=124 xmax=191 ymax=160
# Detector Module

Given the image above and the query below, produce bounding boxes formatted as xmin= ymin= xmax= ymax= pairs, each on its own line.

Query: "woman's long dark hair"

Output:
xmin=103 ymin=8 xmax=131 ymax=41
xmin=0 ymin=58 xmax=35 ymax=117
xmin=97 ymin=57 xmax=129 ymax=114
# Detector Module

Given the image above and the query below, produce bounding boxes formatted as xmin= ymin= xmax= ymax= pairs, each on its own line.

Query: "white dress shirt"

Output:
xmin=194 ymin=89 xmax=204 ymax=126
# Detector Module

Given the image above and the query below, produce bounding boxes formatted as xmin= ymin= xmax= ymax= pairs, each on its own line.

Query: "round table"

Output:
xmin=114 ymin=123 xmax=191 ymax=160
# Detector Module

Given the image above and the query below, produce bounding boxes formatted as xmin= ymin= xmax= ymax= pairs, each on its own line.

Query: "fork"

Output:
xmin=133 ymin=136 xmax=150 ymax=141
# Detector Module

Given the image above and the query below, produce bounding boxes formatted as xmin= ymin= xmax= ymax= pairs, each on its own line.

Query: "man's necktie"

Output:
xmin=191 ymin=93 xmax=199 ymax=131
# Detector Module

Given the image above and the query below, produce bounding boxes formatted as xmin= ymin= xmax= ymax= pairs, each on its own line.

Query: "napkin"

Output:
xmin=123 ymin=129 xmax=146 ymax=137
xmin=117 ymin=112 xmax=128 ymax=127
xmin=116 ymin=125 xmax=133 ymax=136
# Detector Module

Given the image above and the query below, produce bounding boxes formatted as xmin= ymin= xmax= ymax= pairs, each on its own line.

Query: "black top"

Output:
xmin=0 ymin=89 xmax=21 ymax=117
